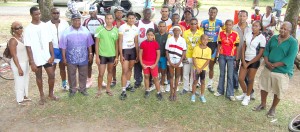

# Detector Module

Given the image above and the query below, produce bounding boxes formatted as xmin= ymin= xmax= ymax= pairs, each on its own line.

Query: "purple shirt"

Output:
xmin=59 ymin=26 xmax=94 ymax=65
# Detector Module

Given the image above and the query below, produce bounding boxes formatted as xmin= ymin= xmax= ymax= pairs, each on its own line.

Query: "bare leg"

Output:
xmin=208 ymin=61 xmax=215 ymax=79
xmin=121 ymin=61 xmax=129 ymax=88
xmin=246 ymin=68 xmax=258 ymax=96
xmin=238 ymin=67 xmax=248 ymax=93
xmin=144 ymin=74 xmax=150 ymax=90
xmin=59 ymin=62 xmax=67 ymax=82
xmin=168 ymin=66 xmax=175 ymax=99
xmin=97 ymin=64 xmax=106 ymax=94
xmin=35 ymin=67 xmax=45 ymax=102
xmin=174 ymin=67 xmax=181 ymax=98
xmin=153 ymin=77 xmax=160 ymax=92
xmin=45 ymin=66 xmax=56 ymax=99
xmin=106 ymin=63 xmax=114 ymax=92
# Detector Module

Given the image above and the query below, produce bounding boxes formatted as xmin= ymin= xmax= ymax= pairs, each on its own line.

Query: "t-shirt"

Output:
xmin=155 ymin=18 xmax=172 ymax=27
xmin=113 ymin=20 xmax=126 ymax=28
xmin=95 ymin=26 xmax=119 ymax=57
xmin=165 ymin=36 xmax=187 ymax=59
xmin=274 ymin=0 xmax=287 ymax=10
xmin=179 ymin=21 xmax=189 ymax=30
xmin=192 ymin=46 xmax=211 ymax=70
xmin=59 ymin=26 xmax=94 ymax=65
xmin=233 ymin=23 xmax=252 ymax=59
xmin=140 ymin=40 xmax=160 ymax=64
xmin=119 ymin=23 xmax=139 ymax=49
xmin=83 ymin=17 xmax=104 ymax=35
xmin=46 ymin=19 xmax=69 ymax=49
xmin=155 ymin=32 xmax=169 ymax=57
xmin=251 ymin=14 xmax=261 ymax=21
xmin=23 ymin=22 xmax=52 ymax=66
xmin=200 ymin=19 xmax=223 ymax=42
xmin=218 ymin=30 xmax=240 ymax=56
xmin=244 ymin=33 xmax=266 ymax=61
xmin=264 ymin=35 xmax=298 ymax=77
xmin=183 ymin=29 xmax=204 ymax=58
xmin=137 ymin=20 xmax=155 ymax=45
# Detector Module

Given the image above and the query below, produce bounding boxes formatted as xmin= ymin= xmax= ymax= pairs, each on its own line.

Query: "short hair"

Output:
xmin=146 ymin=28 xmax=155 ymax=34
xmin=51 ymin=7 xmax=59 ymax=12
xmin=225 ymin=19 xmax=234 ymax=25
xmin=200 ymin=34 xmax=208 ymax=40
xmin=239 ymin=10 xmax=248 ymax=16
xmin=252 ymin=20 xmax=263 ymax=31
xmin=172 ymin=13 xmax=180 ymax=18
xmin=209 ymin=6 xmax=218 ymax=12
xmin=143 ymin=8 xmax=152 ymax=14
xmin=30 ymin=6 xmax=39 ymax=14
xmin=158 ymin=21 xmax=166 ymax=26
xmin=266 ymin=6 xmax=272 ymax=10
xmin=126 ymin=12 xmax=136 ymax=18
xmin=105 ymin=13 xmax=113 ymax=18
xmin=190 ymin=17 xmax=198 ymax=22
xmin=161 ymin=5 xmax=169 ymax=10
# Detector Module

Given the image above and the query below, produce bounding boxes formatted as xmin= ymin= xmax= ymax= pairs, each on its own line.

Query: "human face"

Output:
xmin=208 ymin=9 xmax=217 ymax=20
xmin=89 ymin=10 xmax=97 ymax=18
xmin=146 ymin=31 xmax=155 ymax=41
xmin=255 ymin=10 xmax=260 ymax=15
xmin=225 ymin=21 xmax=233 ymax=31
xmin=115 ymin=10 xmax=123 ymax=20
xmin=173 ymin=28 xmax=181 ymax=37
xmin=160 ymin=8 xmax=169 ymax=18
xmin=184 ymin=12 xmax=192 ymax=21
xmin=279 ymin=23 xmax=291 ymax=38
xmin=12 ymin=23 xmax=23 ymax=36
xmin=238 ymin=12 xmax=247 ymax=23
xmin=190 ymin=20 xmax=198 ymax=30
xmin=51 ymin=9 xmax=60 ymax=20
xmin=105 ymin=15 xmax=114 ymax=26
xmin=158 ymin=23 xmax=167 ymax=33
xmin=143 ymin=9 xmax=151 ymax=20
xmin=266 ymin=7 xmax=272 ymax=14
xmin=252 ymin=22 xmax=261 ymax=34
xmin=72 ymin=18 xmax=81 ymax=29
xmin=127 ymin=15 xmax=136 ymax=25
xmin=172 ymin=15 xmax=180 ymax=24
xmin=201 ymin=35 xmax=209 ymax=46
xmin=31 ymin=10 xmax=41 ymax=21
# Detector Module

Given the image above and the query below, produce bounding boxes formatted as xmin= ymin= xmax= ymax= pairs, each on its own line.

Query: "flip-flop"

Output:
xmin=252 ymin=104 xmax=266 ymax=111
xmin=95 ymin=92 xmax=102 ymax=98
xmin=106 ymin=91 xmax=113 ymax=96
xmin=48 ymin=96 xmax=60 ymax=101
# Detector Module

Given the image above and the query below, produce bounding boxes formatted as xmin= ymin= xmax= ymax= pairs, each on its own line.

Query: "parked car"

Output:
xmin=32 ymin=0 xmax=87 ymax=6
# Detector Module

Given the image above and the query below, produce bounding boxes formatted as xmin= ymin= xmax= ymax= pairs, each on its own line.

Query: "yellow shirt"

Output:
xmin=183 ymin=29 xmax=204 ymax=58
xmin=192 ymin=46 xmax=211 ymax=70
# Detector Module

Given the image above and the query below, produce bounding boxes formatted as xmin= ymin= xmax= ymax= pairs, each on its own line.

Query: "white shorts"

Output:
xmin=167 ymin=57 xmax=183 ymax=67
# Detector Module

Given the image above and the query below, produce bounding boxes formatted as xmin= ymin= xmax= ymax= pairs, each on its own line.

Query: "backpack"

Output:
xmin=2 ymin=42 xmax=12 ymax=59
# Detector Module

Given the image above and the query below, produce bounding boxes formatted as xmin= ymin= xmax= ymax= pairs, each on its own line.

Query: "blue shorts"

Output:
xmin=158 ymin=57 xmax=167 ymax=70
xmin=54 ymin=48 xmax=62 ymax=63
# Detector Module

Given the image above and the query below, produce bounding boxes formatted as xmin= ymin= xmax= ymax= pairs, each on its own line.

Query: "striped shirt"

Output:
xmin=165 ymin=36 xmax=187 ymax=59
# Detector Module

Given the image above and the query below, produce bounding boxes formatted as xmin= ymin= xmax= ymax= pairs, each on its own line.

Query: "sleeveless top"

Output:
xmin=11 ymin=37 xmax=28 ymax=63
xmin=137 ymin=20 xmax=155 ymax=45
xmin=262 ymin=13 xmax=273 ymax=31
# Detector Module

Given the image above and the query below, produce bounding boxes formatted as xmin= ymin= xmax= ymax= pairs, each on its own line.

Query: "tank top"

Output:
xmin=11 ymin=37 xmax=28 ymax=63
xmin=262 ymin=13 xmax=273 ymax=31
xmin=137 ymin=20 xmax=155 ymax=45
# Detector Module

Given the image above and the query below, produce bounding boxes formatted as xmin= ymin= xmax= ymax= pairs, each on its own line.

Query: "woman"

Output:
xmin=214 ymin=20 xmax=239 ymax=101
xmin=261 ymin=6 xmax=275 ymax=43
xmin=8 ymin=21 xmax=30 ymax=105
xmin=236 ymin=21 xmax=266 ymax=106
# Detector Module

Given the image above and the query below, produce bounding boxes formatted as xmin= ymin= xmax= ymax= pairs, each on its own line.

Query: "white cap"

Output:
xmin=254 ymin=6 xmax=260 ymax=11
xmin=89 ymin=5 xmax=97 ymax=12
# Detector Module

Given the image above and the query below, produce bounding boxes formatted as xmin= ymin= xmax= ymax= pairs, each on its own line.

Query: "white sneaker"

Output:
xmin=242 ymin=96 xmax=250 ymax=106
xmin=164 ymin=79 xmax=168 ymax=85
xmin=160 ymin=85 xmax=165 ymax=92
xmin=229 ymin=96 xmax=236 ymax=101
xmin=250 ymin=93 xmax=255 ymax=100
xmin=86 ymin=78 xmax=92 ymax=88
xmin=149 ymin=85 xmax=156 ymax=91
xmin=236 ymin=93 xmax=246 ymax=101
xmin=165 ymin=84 xmax=170 ymax=92
xmin=102 ymin=81 xmax=107 ymax=87
xmin=214 ymin=92 xmax=222 ymax=97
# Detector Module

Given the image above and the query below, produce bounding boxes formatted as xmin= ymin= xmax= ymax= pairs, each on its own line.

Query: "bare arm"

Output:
xmin=134 ymin=35 xmax=139 ymax=62
xmin=9 ymin=39 xmax=23 ymax=76
xmin=114 ymin=39 xmax=119 ymax=66
xmin=48 ymin=42 xmax=55 ymax=64
xmin=26 ymin=46 xmax=37 ymax=72
xmin=95 ymin=37 xmax=100 ymax=65
xmin=118 ymin=34 xmax=124 ymax=63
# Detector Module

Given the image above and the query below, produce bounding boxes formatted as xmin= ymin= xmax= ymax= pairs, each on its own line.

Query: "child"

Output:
xmin=165 ymin=25 xmax=187 ymax=101
xmin=191 ymin=34 xmax=211 ymax=102
xmin=139 ymin=28 xmax=163 ymax=100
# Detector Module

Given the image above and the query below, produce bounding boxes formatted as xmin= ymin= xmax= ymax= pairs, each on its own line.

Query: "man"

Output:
xmin=200 ymin=7 xmax=223 ymax=93
xmin=179 ymin=7 xmax=193 ymax=30
xmin=60 ymin=14 xmax=94 ymax=97
xmin=82 ymin=5 xmax=105 ymax=88
xmin=46 ymin=8 xmax=69 ymax=91
xmin=251 ymin=7 xmax=261 ymax=24
xmin=167 ymin=13 xmax=185 ymax=36
xmin=134 ymin=8 xmax=158 ymax=89
xmin=273 ymin=0 xmax=287 ymax=18
xmin=94 ymin=13 xmax=119 ymax=97
xmin=155 ymin=5 xmax=172 ymax=27
xmin=232 ymin=10 xmax=252 ymax=95
xmin=67 ymin=0 xmax=80 ymax=15
xmin=253 ymin=22 xmax=298 ymax=118
xmin=24 ymin=6 xmax=58 ymax=105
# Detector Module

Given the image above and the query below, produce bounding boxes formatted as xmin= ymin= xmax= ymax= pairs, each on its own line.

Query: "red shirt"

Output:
xmin=179 ymin=21 xmax=189 ymax=30
xmin=251 ymin=14 xmax=261 ymax=21
xmin=140 ymin=40 xmax=160 ymax=64
xmin=113 ymin=20 xmax=126 ymax=28
xmin=218 ymin=30 xmax=240 ymax=56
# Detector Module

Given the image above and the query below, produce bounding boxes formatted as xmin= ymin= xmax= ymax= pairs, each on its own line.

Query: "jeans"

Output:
xmin=233 ymin=60 xmax=240 ymax=89
xmin=217 ymin=55 xmax=235 ymax=97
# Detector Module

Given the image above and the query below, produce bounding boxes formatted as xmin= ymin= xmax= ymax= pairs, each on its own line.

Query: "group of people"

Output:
xmin=7 ymin=2 xmax=298 ymax=118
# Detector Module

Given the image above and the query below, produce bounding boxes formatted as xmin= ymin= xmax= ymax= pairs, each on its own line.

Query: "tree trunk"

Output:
xmin=39 ymin=0 xmax=53 ymax=22
xmin=252 ymin=0 xmax=259 ymax=9
xmin=4 ymin=0 xmax=7 ymax=3
xmin=284 ymin=0 xmax=300 ymax=37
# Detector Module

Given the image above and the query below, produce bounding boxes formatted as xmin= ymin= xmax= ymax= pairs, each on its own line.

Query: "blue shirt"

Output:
xmin=274 ymin=0 xmax=287 ymax=10
xmin=200 ymin=19 xmax=223 ymax=42
xmin=59 ymin=26 xmax=94 ymax=65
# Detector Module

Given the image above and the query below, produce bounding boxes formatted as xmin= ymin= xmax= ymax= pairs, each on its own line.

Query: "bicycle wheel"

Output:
xmin=0 ymin=58 xmax=14 ymax=80
xmin=275 ymin=21 xmax=281 ymax=31
xmin=289 ymin=114 xmax=300 ymax=132
xmin=193 ymin=7 xmax=199 ymax=17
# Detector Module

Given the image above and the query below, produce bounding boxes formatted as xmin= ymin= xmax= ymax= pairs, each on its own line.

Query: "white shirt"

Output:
xmin=119 ymin=23 xmax=138 ymax=49
xmin=262 ymin=13 xmax=274 ymax=31
xmin=24 ymin=22 xmax=52 ymax=66
xmin=46 ymin=19 xmax=69 ymax=49
xmin=155 ymin=18 xmax=172 ymax=27
xmin=137 ymin=20 xmax=155 ymax=45
xmin=165 ymin=36 xmax=187 ymax=59
xmin=244 ymin=33 xmax=266 ymax=61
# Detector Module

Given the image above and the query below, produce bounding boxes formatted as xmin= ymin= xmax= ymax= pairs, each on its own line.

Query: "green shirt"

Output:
xmin=264 ymin=35 xmax=299 ymax=77
xmin=95 ymin=26 xmax=119 ymax=57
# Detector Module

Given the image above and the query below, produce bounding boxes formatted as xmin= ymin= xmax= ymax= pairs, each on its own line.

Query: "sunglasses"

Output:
xmin=190 ymin=23 xmax=198 ymax=25
xmin=14 ymin=26 xmax=23 ymax=30
xmin=52 ymin=12 xmax=60 ymax=14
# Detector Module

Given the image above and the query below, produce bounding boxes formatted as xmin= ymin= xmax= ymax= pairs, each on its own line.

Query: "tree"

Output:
xmin=252 ymin=0 xmax=259 ymax=9
xmin=38 ymin=0 xmax=54 ymax=22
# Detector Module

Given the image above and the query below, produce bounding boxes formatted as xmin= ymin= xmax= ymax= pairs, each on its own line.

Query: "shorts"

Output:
xmin=143 ymin=64 xmax=159 ymax=77
xmin=158 ymin=57 xmax=167 ymax=70
xmin=259 ymin=67 xmax=289 ymax=99
xmin=207 ymin=42 xmax=218 ymax=59
xmin=167 ymin=57 xmax=183 ymax=67
xmin=194 ymin=70 xmax=206 ymax=81
xmin=99 ymin=56 xmax=115 ymax=64
xmin=37 ymin=63 xmax=53 ymax=68
xmin=122 ymin=48 xmax=137 ymax=61
xmin=243 ymin=60 xmax=260 ymax=69
xmin=53 ymin=48 xmax=62 ymax=64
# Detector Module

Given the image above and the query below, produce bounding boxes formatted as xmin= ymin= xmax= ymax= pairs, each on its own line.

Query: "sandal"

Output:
xmin=252 ymin=104 xmax=266 ymax=111
xmin=106 ymin=91 xmax=113 ymax=96
xmin=48 ymin=96 xmax=60 ymax=101
xmin=23 ymin=98 xmax=32 ymax=102
xmin=267 ymin=109 xmax=276 ymax=118
xmin=39 ymin=98 xmax=46 ymax=105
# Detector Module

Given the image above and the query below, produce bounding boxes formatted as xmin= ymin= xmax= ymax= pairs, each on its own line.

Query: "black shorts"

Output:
xmin=37 ymin=63 xmax=53 ymax=68
xmin=122 ymin=48 xmax=136 ymax=61
xmin=194 ymin=70 xmax=206 ymax=81
xmin=207 ymin=42 xmax=218 ymax=55
xmin=244 ymin=60 xmax=260 ymax=69
xmin=90 ymin=36 xmax=96 ymax=55
xmin=99 ymin=56 xmax=115 ymax=64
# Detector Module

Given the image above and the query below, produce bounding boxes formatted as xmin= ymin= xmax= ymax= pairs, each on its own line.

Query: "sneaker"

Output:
xmin=200 ymin=96 xmax=207 ymax=103
xmin=214 ymin=92 xmax=222 ymax=97
xmin=165 ymin=85 xmax=170 ymax=92
xmin=250 ymin=93 xmax=255 ymax=100
xmin=236 ymin=93 xmax=245 ymax=101
xmin=144 ymin=91 xmax=150 ymax=98
xmin=149 ymin=85 xmax=156 ymax=91
xmin=110 ymin=80 xmax=117 ymax=87
xmin=191 ymin=94 xmax=196 ymax=102
xmin=164 ymin=79 xmax=168 ymax=85
xmin=242 ymin=96 xmax=250 ymax=106
xmin=196 ymin=82 xmax=201 ymax=88
xmin=156 ymin=93 xmax=163 ymax=101
xmin=134 ymin=84 xmax=141 ymax=88
xmin=86 ymin=78 xmax=92 ymax=88
xmin=207 ymin=85 xmax=214 ymax=93
xmin=180 ymin=89 xmax=188 ymax=95
xmin=160 ymin=85 xmax=165 ymax=93
xmin=126 ymin=84 xmax=133 ymax=91
xmin=102 ymin=81 xmax=107 ymax=87
xmin=229 ymin=96 xmax=236 ymax=101
xmin=63 ymin=85 xmax=70 ymax=91
xmin=80 ymin=91 xmax=89 ymax=96
xmin=120 ymin=91 xmax=127 ymax=100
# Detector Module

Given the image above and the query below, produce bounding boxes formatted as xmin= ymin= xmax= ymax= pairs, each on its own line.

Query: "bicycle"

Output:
xmin=289 ymin=114 xmax=300 ymax=132
xmin=273 ymin=13 xmax=285 ymax=31
xmin=172 ymin=0 xmax=199 ymax=17
xmin=0 ymin=45 xmax=14 ymax=80
xmin=181 ymin=0 xmax=199 ymax=17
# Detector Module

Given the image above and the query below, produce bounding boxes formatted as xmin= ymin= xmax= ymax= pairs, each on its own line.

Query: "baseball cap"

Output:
xmin=89 ymin=5 xmax=97 ymax=12
xmin=254 ymin=6 xmax=260 ymax=11
xmin=71 ymin=13 xmax=81 ymax=19
xmin=114 ymin=6 xmax=124 ymax=13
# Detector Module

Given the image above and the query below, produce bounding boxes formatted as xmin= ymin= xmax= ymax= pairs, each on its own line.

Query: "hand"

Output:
xmin=18 ymin=68 xmax=24 ymax=76
xmin=114 ymin=58 xmax=118 ymax=66
xmin=88 ymin=54 xmax=93 ymax=63
xmin=150 ymin=64 xmax=156 ymax=69
xmin=142 ymin=64 xmax=147 ymax=69
xmin=135 ymin=56 xmax=139 ymax=63
xmin=48 ymin=56 xmax=54 ymax=64
xmin=242 ymin=61 xmax=247 ymax=69
xmin=265 ymin=61 xmax=274 ymax=70
xmin=96 ymin=57 xmax=100 ymax=65
xmin=30 ymin=62 xmax=37 ymax=72
xmin=120 ymin=55 xmax=125 ymax=64
xmin=197 ymin=68 xmax=202 ymax=74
